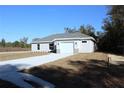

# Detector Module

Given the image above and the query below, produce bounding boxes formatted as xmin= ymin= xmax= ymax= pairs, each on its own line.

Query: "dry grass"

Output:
xmin=0 ymin=51 xmax=48 ymax=61
xmin=24 ymin=52 xmax=124 ymax=88
xmin=0 ymin=47 xmax=30 ymax=52
xmin=1 ymin=52 xmax=124 ymax=88
xmin=40 ymin=52 xmax=108 ymax=71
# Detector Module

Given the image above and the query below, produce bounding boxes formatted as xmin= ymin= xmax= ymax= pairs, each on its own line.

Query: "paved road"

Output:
xmin=0 ymin=53 xmax=73 ymax=69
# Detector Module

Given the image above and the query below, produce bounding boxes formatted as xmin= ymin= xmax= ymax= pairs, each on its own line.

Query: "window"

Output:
xmin=49 ymin=42 xmax=54 ymax=50
xmin=82 ymin=41 xmax=87 ymax=43
xmin=49 ymin=42 xmax=56 ymax=53
xmin=37 ymin=44 xmax=40 ymax=50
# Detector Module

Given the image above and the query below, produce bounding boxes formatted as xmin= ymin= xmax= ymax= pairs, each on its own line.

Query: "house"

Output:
xmin=31 ymin=32 xmax=96 ymax=53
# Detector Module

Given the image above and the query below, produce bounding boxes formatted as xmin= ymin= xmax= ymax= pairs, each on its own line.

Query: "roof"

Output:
xmin=32 ymin=32 xmax=95 ymax=43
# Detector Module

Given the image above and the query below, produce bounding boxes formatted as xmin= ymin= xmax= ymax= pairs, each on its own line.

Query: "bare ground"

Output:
xmin=24 ymin=52 xmax=124 ymax=88
xmin=0 ymin=51 xmax=48 ymax=61
xmin=0 ymin=52 xmax=124 ymax=88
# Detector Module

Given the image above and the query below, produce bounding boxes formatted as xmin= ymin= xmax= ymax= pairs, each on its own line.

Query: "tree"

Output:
xmin=79 ymin=25 xmax=97 ymax=39
xmin=20 ymin=37 xmax=28 ymax=48
xmin=64 ymin=27 xmax=78 ymax=33
xmin=13 ymin=41 xmax=20 ymax=47
xmin=1 ymin=38 xmax=6 ymax=47
xmin=64 ymin=25 xmax=97 ymax=39
xmin=98 ymin=6 xmax=124 ymax=54
xmin=79 ymin=25 xmax=86 ymax=34
xmin=20 ymin=37 xmax=28 ymax=44
xmin=6 ymin=42 xmax=12 ymax=47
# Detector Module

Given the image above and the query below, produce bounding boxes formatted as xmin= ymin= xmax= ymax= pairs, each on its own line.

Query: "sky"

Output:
xmin=0 ymin=5 xmax=107 ymax=43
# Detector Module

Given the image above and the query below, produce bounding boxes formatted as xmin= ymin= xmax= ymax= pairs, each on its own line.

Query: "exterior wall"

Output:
xmin=78 ymin=40 xmax=94 ymax=53
xmin=32 ymin=39 xmax=95 ymax=53
xmin=31 ymin=44 xmax=38 ymax=51
xmin=31 ymin=43 xmax=50 ymax=52
xmin=54 ymin=41 xmax=60 ymax=53
xmin=74 ymin=41 xmax=79 ymax=53
xmin=55 ymin=41 xmax=61 ymax=53
xmin=55 ymin=39 xmax=95 ymax=53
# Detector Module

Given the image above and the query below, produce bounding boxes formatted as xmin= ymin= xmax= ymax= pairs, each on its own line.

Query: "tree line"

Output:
xmin=0 ymin=6 xmax=123 ymax=54
xmin=65 ymin=5 xmax=124 ymax=54
xmin=99 ymin=6 xmax=124 ymax=54
xmin=0 ymin=37 xmax=30 ymax=48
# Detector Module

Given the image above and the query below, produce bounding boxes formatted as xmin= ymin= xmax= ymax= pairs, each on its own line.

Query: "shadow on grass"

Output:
xmin=25 ymin=59 xmax=124 ymax=88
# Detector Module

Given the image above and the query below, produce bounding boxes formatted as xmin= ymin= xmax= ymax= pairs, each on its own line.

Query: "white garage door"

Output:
xmin=60 ymin=42 xmax=74 ymax=53
xmin=40 ymin=43 xmax=50 ymax=52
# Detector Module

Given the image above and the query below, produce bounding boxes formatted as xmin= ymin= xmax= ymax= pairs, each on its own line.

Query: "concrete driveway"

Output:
xmin=0 ymin=53 xmax=73 ymax=69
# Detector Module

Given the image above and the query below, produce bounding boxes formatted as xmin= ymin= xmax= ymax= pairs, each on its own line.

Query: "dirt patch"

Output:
xmin=23 ymin=52 xmax=124 ymax=88
xmin=0 ymin=52 xmax=48 ymax=61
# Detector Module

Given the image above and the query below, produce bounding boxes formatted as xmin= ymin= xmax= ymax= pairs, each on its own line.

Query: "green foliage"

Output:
xmin=98 ymin=5 xmax=124 ymax=54
xmin=0 ymin=37 xmax=30 ymax=48
xmin=79 ymin=25 xmax=97 ymax=39
xmin=13 ymin=41 xmax=20 ymax=47
xmin=1 ymin=38 xmax=6 ymax=47
xmin=64 ymin=24 xmax=98 ymax=40
xmin=64 ymin=27 xmax=78 ymax=33
xmin=20 ymin=37 xmax=28 ymax=44
xmin=6 ymin=42 xmax=13 ymax=47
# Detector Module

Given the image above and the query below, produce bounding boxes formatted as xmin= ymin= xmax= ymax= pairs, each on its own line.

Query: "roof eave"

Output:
xmin=31 ymin=41 xmax=52 ymax=44
xmin=53 ymin=37 xmax=96 ymax=42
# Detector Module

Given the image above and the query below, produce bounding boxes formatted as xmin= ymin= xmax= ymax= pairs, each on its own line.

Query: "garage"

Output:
xmin=32 ymin=32 xmax=95 ymax=53
xmin=59 ymin=42 xmax=74 ymax=53
xmin=40 ymin=43 xmax=50 ymax=52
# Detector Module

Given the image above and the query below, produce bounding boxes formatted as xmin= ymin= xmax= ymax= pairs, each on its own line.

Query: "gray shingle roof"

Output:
xmin=32 ymin=32 xmax=94 ymax=43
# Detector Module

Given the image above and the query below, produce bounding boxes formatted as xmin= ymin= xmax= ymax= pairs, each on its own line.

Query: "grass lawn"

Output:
xmin=0 ymin=51 xmax=48 ymax=61
xmin=24 ymin=52 xmax=124 ymax=88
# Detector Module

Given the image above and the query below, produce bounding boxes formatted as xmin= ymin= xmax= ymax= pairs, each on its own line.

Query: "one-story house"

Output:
xmin=31 ymin=32 xmax=96 ymax=53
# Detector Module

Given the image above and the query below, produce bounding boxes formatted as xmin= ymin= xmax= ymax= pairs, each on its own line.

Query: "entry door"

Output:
xmin=59 ymin=42 xmax=74 ymax=53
